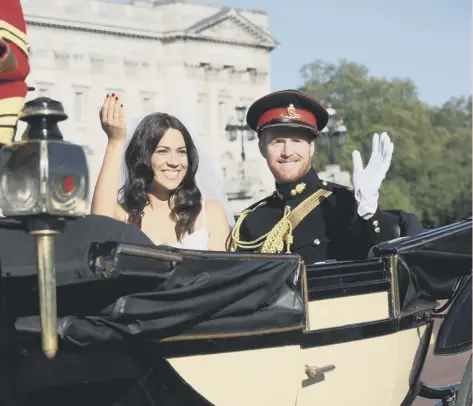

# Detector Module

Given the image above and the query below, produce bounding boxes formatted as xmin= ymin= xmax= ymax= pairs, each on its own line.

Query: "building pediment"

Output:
xmin=24 ymin=2 xmax=277 ymax=50
xmin=186 ymin=8 xmax=277 ymax=50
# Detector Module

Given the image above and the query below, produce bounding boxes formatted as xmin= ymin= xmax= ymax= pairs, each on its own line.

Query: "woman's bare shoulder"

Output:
xmin=204 ymin=198 xmax=227 ymax=213
xmin=204 ymin=199 xmax=230 ymax=226
xmin=115 ymin=202 xmax=128 ymax=222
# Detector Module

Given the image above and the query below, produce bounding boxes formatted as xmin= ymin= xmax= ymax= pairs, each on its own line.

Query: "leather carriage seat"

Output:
xmin=383 ymin=209 xmax=427 ymax=240
xmin=0 ymin=214 xmax=154 ymax=277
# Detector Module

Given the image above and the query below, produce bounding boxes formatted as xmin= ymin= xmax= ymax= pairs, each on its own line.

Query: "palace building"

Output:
xmin=21 ymin=0 xmax=278 ymax=212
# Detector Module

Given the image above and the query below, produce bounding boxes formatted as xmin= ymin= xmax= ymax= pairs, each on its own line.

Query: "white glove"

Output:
xmin=352 ymin=132 xmax=394 ymax=219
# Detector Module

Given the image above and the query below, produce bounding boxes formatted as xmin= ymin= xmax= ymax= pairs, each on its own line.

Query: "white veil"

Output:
xmin=119 ymin=114 xmax=235 ymax=228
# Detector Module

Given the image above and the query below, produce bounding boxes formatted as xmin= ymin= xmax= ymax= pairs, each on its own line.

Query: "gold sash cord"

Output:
xmin=0 ymin=96 xmax=26 ymax=144
xmin=0 ymin=20 xmax=29 ymax=56
xmin=230 ymin=189 xmax=333 ymax=254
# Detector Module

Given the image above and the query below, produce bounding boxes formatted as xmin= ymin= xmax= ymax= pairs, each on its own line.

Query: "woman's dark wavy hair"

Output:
xmin=119 ymin=113 xmax=201 ymax=241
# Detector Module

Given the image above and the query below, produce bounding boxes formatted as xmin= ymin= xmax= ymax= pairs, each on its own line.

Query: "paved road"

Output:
xmin=413 ymin=316 xmax=471 ymax=406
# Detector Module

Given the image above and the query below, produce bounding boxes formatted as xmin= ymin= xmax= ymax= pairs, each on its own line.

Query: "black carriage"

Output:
xmin=0 ymin=98 xmax=470 ymax=406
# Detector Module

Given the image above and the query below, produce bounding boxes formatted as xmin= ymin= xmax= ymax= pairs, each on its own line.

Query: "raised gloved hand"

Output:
xmin=352 ymin=132 xmax=394 ymax=219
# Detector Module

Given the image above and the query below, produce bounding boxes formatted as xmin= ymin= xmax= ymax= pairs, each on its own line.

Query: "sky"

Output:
xmin=111 ymin=0 xmax=471 ymax=106
xmin=210 ymin=0 xmax=471 ymax=107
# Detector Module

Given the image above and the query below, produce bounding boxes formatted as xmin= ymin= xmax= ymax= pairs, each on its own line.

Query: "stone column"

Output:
xmin=207 ymin=65 xmax=223 ymax=175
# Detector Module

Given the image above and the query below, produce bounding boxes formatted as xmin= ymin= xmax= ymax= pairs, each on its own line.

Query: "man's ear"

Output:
xmin=309 ymin=139 xmax=315 ymax=158
xmin=258 ymin=134 xmax=267 ymax=158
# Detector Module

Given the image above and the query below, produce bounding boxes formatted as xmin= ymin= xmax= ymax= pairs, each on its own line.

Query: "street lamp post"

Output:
xmin=317 ymin=105 xmax=348 ymax=165
xmin=224 ymin=104 xmax=257 ymax=200
xmin=225 ymin=103 xmax=256 ymax=162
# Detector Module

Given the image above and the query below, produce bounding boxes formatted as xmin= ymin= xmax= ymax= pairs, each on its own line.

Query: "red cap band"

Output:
xmin=256 ymin=106 xmax=317 ymax=130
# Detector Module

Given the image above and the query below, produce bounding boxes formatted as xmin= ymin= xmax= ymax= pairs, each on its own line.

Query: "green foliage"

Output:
xmin=299 ymin=59 xmax=471 ymax=227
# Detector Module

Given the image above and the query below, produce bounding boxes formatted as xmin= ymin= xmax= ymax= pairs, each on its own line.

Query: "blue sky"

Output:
xmin=111 ymin=0 xmax=470 ymax=106
xmin=211 ymin=0 xmax=470 ymax=106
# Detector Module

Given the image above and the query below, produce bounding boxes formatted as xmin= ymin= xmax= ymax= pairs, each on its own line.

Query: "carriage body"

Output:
xmin=0 ymin=215 xmax=470 ymax=406
xmin=162 ymin=255 xmax=430 ymax=406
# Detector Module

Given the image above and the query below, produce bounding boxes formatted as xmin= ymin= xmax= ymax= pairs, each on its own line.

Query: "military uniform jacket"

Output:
xmin=233 ymin=169 xmax=424 ymax=265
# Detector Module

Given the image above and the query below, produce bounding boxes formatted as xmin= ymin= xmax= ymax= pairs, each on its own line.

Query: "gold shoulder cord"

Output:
xmin=230 ymin=189 xmax=333 ymax=254
xmin=230 ymin=200 xmax=269 ymax=251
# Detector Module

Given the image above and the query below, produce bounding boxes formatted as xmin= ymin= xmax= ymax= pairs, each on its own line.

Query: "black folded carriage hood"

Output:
xmin=370 ymin=217 xmax=472 ymax=356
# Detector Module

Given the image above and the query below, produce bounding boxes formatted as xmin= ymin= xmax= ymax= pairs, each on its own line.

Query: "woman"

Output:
xmin=91 ymin=93 xmax=232 ymax=251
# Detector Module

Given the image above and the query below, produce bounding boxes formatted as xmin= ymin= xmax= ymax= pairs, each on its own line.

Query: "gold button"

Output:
xmin=373 ymin=220 xmax=379 ymax=226
xmin=374 ymin=227 xmax=380 ymax=233
xmin=313 ymin=239 xmax=320 ymax=245
xmin=322 ymin=181 xmax=328 ymax=186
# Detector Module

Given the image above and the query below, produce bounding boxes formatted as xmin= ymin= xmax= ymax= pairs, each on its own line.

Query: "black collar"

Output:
xmin=275 ymin=168 xmax=323 ymax=201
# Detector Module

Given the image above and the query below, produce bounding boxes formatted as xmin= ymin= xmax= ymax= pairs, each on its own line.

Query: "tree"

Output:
xmin=299 ymin=59 xmax=471 ymax=227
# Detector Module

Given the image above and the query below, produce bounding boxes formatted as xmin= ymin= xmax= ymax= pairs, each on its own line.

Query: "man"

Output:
xmin=0 ymin=0 xmax=30 ymax=146
xmin=229 ymin=89 xmax=424 ymax=264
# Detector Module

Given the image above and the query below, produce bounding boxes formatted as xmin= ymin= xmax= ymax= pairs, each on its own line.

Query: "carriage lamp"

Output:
xmin=316 ymin=105 xmax=348 ymax=165
xmin=0 ymin=97 xmax=89 ymax=359
xmin=0 ymin=141 xmax=88 ymax=217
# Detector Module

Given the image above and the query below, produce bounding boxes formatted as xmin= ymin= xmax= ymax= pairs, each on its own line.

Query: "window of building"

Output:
xmin=35 ymin=82 xmax=53 ymax=98
xmin=197 ymin=99 xmax=203 ymax=137
xmin=141 ymin=94 xmax=154 ymax=114
xmin=218 ymin=101 xmax=226 ymax=135
xmin=197 ymin=95 xmax=209 ymax=138
xmin=74 ymin=90 xmax=85 ymax=122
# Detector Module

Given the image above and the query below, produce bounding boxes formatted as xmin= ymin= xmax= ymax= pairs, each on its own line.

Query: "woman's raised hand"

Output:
xmin=92 ymin=93 xmax=128 ymax=221
xmin=99 ymin=93 xmax=126 ymax=142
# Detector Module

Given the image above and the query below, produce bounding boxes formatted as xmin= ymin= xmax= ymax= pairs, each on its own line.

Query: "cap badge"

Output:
xmin=290 ymin=182 xmax=306 ymax=196
xmin=281 ymin=104 xmax=301 ymax=120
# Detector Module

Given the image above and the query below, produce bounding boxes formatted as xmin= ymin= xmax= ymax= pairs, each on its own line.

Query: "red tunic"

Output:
xmin=0 ymin=0 xmax=30 ymax=145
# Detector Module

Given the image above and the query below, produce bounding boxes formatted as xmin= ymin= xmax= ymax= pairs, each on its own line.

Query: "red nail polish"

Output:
xmin=121 ymin=104 xmax=123 ymax=107
xmin=115 ymin=96 xmax=118 ymax=100
xmin=111 ymin=93 xmax=115 ymax=97
xmin=106 ymin=94 xmax=109 ymax=98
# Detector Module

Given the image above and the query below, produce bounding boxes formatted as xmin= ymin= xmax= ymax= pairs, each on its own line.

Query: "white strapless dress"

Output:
xmin=127 ymin=200 xmax=210 ymax=251
xmin=171 ymin=198 xmax=209 ymax=250
xmin=171 ymin=227 xmax=209 ymax=250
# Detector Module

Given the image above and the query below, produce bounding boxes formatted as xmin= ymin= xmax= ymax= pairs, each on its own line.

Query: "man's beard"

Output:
xmin=270 ymin=160 xmax=311 ymax=185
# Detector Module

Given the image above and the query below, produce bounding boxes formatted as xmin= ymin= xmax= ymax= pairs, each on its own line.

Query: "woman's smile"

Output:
xmin=162 ymin=169 xmax=181 ymax=180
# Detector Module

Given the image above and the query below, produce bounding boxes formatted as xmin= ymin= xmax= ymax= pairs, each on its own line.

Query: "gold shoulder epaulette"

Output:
xmin=246 ymin=193 xmax=275 ymax=211
xmin=229 ymin=195 xmax=272 ymax=251
xmin=321 ymin=180 xmax=354 ymax=192
xmin=230 ymin=189 xmax=332 ymax=254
